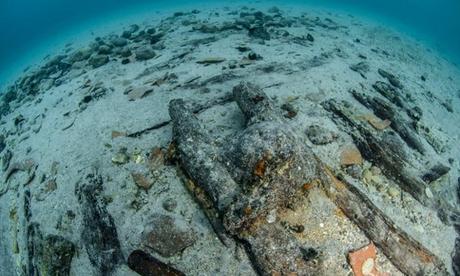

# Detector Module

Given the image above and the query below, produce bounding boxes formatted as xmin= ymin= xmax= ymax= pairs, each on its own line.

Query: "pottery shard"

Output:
xmin=348 ymin=242 xmax=387 ymax=276
xmin=131 ymin=171 xmax=154 ymax=190
xmin=127 ymin=86 xmax=153 ymax=101
xmin=340 ymin=146 xmax=363 ymax=166
xmin=143 ymin=214 xmax=196 ymax=257
xmin=364 ymin=114 xmax=391 ymax=130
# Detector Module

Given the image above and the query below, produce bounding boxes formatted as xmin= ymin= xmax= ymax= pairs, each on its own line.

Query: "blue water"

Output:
xmin=0 ymin=0 xmax=459 ymax=87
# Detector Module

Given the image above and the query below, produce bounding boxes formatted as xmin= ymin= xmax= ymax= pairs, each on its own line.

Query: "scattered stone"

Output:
xmin=305 ymin=125 xmax=338 ymax=145
xmin=387 ymin=186 xmax=400 ymax=198
xmin=236 ymin=44 xmax=251 ymax=52
xmin=127 ymin=86 xmax=153 ymax=101
xmin=306 ymin=33 xmax=314 ymax=42
xmin=248 ymin=51 xmax=262 ymax=61
xmin=196 ymin=57 xmax=226 ymax=64
xmin=378 ymin=68 xmax=403 ymax=89
xmin=121 ymin=58 xmax=130 ymax=65
xmin=128 ymin=250 xmax=185 ymax=276
xmin=193 ymin=23 xmax=219 ymax=33
xmin=135 ymin=47 xmax=156 ymax=61
xmin=267 ymin=6 xmax=281 ymax=14
xmin=110 ymin=36 xmax=128 ymax=47
xmin=248 ymin=25 xmax=271 ymax=40
xmin=98 ymin=45 xmax=112 ymax=55
xmin=346 ymin=165 xmax=362 ymax=179
xmin=421 ymin=163 xmax=450 ymax=183
xmin=340 ymin=146 xmax=363 ymax=166
xmin=280 ymin=102 xmax=297 ymax=118
xmin=88 ymin=54 xmax=109 ymax=68
xmin=407 ymin=106 xmax=423 ymax=121
xmin=162 ymin=198 xmax=177 ymax=212
xmin=122 ymin=24 xmax=140 ymax=38
xmin=70 ymin=48 xmax=92 ymax=62
xmin=131 ymin=170 xmax=154 ymax=190
xmin=442 ymin=99 xmax=453 ymax=113
xmin=421 ymin=75 xmax=426 ymax=82
xmin=349 ymin=62 xmax=370 ymax=79
xmin=112 ymin=148 xmax=129 ymax=165
xmin=143 ymin=214 xmax=197 ymax=257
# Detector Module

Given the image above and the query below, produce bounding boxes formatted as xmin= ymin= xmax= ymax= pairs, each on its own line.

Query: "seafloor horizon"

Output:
xmin=0 ymin=3 xmax=459 ymax=276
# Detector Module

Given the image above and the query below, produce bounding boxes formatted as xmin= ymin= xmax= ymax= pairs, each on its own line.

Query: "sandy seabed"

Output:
xmin=0 ymin=4 xmax=459 ymax=276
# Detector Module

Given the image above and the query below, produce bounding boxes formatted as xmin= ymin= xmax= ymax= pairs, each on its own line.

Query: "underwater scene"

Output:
xmin=0 ymin=0 xmax=459 ymax=275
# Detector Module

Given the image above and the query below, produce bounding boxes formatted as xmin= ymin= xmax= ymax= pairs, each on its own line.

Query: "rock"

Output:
xmin=442 ymin=99 xmax=453 ymax=113
xmin=267 ymin=6 xmax=281 ymax=14
xmin=193 ymin=23 xmax=219 ymax=33
xmin=407 ymin=106 xmax=423 ymax=121
xmin=70 ymin=48 xmax=92 ymax=62
xmin=421 ymin=163 xmax=450 ymax=183
xmin=280 ymin=102 xmax=297 ymax=118
xmin=248 ymin=25 xmax=271 ymax=40
xmin=378 ymin=69 xmax=403 ymax=89
xmin=98 ymin=45 xmax=112 ymax=55
xmin=306 ymin=33 xmax=314 ymax=42
xmin=305 ymin=125 xmax=337 ymax=145
xmin=236 ymin=44 xmax=251 ymax=52
xmin=3 ymin=89 xmax=17 ymax=104
xmin=122 ymin=24 xmax=140 ymax=38
xmin=88 ymin=54 xmax=109 ymax=68
xmin=340 ymin=146 xmax=363 ymax=166
xmin=75 ymin=171 xmax=124 ymax=275
xmin=149 ymin=32 xmax=165 ymax=45
xmin=349 ymin=62 xmax=370 ymax=79
xmin=248 ymin=51 xmax=262 ymax=61
xmin=126 ymin=86 xmax=153 ymax=101
xmin=346 ymin=165 xmax=362 ymax=179
xmin=347 ymin=242 xmax=384 ymax=276
xmin=134 ymin=47 xmax=156 ymax=61
xmin=143 ymin=214 xmax=197 ymax=257
xmin=117 ymin=47 xmax=132 ymax=58
xmin=131 ymin=170 xmax=154 ymax=190
xmin=196 ymin=57 xmax=226 ymax=64
xmin=110 ymin=36 xmax=128 ymax=47
xmin=128 ymin=250 xmax=185 ymax=276
xmin=387 ymin=186 xmax=400 ymax=198
xmin=112 ymin=149 xmax=129 ymax=165
xmin=162 ymin=198 xmax=177 ymax=212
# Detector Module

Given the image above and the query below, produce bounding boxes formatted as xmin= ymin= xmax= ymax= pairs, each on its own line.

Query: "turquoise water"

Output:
xmin=1 ymin=0 xmax=459 ymax=87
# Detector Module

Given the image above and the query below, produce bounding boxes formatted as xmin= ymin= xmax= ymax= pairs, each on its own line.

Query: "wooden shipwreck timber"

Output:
xmin=168 ymin=82 xmax=458 ymax=275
